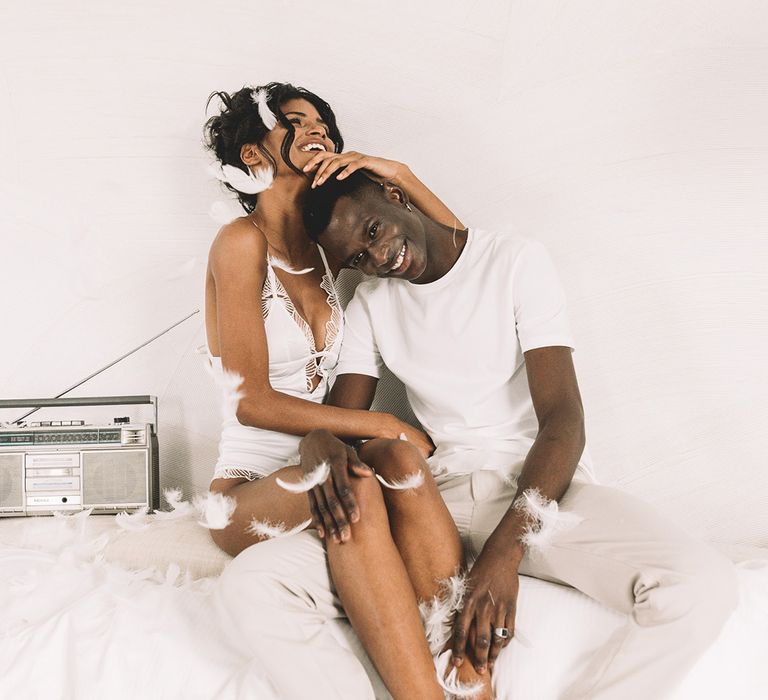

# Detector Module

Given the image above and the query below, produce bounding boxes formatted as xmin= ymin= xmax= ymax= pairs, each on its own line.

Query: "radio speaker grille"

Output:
xmin=83 ymin=450 xmax=147 ymax=505
xmin=0 ymin=454 xmax=23 ymax=508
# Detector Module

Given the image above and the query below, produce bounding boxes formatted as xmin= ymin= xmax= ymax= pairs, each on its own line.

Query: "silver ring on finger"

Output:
xmin=493 ymin=627 xmax=510 ymax=639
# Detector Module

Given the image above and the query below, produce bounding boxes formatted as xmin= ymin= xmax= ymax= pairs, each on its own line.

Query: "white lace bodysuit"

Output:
xmin=208 ymin=245 xmax=343 ymax=483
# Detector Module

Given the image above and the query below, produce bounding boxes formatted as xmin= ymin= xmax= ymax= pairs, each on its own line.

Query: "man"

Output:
xmin=298 ymin=172 xmax=738 ymax=699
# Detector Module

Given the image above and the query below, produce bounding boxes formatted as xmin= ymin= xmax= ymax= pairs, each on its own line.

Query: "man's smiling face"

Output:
xmin=318 ymin=185 xmax=429 ymax=281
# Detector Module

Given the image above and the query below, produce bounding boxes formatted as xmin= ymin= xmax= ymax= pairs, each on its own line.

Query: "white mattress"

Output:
xmin=1 ymin=510 xmax=766 ymax=699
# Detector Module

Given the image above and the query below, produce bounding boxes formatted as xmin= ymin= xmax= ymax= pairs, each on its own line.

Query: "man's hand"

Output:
xmin=451 ymin=542 xmax=523 ymax=673
xmin=299 ymin=429 xmax=374 ymax=543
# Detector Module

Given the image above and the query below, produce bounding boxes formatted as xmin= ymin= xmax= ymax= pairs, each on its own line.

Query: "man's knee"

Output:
xmin=637 ymin=547 xmax=739 ymax=639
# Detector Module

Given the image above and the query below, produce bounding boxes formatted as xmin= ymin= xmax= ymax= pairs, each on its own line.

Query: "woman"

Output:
xmin=203 ymin=82 xmax=492 ymax=699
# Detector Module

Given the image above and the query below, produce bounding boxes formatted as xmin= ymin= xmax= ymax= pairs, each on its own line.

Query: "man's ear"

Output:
xmin=240 ymin=143 xmax=265 ymax=168
xmin=382 ymin=181 xmax=411 ymax=209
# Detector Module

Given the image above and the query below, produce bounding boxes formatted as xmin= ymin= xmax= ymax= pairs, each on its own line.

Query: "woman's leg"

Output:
xmin=358 ymin=439 xmax=464 ymax=598
xmin=359 ymin=439 xmax=495 ymax=698
xmin=209 ymin=467 xmax=445 ymax=699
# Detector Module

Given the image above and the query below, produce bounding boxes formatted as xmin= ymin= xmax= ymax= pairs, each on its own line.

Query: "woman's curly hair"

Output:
xmin=203 ymin=82 xmax=344 ymax=212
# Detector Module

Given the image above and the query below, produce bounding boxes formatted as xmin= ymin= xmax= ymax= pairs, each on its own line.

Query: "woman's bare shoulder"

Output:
xmin=210 ymin=216 xmax=268 ymax=272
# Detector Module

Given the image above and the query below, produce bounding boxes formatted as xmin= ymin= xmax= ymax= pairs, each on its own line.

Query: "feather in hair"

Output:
xmin=193 ymin=491 xmax=237 ymax=530
xmin=513 ymin=487 xmax=583 ymax=554
xmin=267 ymin=255 xmax=314 ymax=275
xmin=275 ymin=461 xmax=330 ymax=493
xmin=115 ymin=506 xmax=151 ymax=532
xmin=208 ymin=161 xmax=273 ymax=194
xmin=433 ymin=649 xmax=485 ymax=698
xmin=375 ymin=470 xmax=424 ymax=491
xmin=252 ymin=87 xmax=278 ymax=130
xmin=246 ymin=517 xmax=313 ymax=539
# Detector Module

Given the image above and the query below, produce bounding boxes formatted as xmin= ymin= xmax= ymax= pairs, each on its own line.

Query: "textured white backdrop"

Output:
xmin=0 ymin=1 xmax=766 ymax=546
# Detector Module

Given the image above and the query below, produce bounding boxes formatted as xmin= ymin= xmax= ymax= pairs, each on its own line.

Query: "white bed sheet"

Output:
xmin=1 ymin=510 xmax=766 ymax=700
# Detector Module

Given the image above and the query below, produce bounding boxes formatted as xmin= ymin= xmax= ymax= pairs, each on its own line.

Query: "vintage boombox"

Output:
xmin=0 ymin=396 xmax=159 ymax=516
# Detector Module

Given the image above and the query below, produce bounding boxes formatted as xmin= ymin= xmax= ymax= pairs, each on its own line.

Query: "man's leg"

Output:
xmin=210 ymin=530 xmax=380 ymax=699
xmin=463 ymin=470 xmax=739 ymax=700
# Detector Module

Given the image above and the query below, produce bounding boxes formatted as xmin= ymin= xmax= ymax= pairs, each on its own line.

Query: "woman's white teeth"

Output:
xmin=390 ymin=244 xmax=406 ymax=271
xmin=301 ymin=143 xmax=326 ymax=152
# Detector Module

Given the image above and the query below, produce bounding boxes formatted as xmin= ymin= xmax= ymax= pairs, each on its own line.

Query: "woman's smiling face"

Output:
xmin=260 ymin=98 xmax=335 ymax=175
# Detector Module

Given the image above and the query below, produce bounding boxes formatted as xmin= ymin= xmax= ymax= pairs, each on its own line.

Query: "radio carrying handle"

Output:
xmin=0 ymin=396 xmax=158 ymax=431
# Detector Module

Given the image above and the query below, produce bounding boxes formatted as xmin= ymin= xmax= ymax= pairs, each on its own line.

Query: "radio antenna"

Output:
xmin=11 ymin=309 xmax=200 ymax=425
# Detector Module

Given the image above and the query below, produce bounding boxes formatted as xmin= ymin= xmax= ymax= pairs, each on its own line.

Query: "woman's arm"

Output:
xmin=304 ymin=152 xmax=465 ymax=230
xmin=210 ymin=220 xmax=404 ymax=441
xmin=390 ymin=164 xmax=465 ymax=230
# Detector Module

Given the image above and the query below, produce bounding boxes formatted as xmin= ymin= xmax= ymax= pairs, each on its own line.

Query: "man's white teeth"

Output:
xmin=301 ymin=143 xmax=326 ymax=152
xmin=390 ymin=244 xmax=406 ymax=271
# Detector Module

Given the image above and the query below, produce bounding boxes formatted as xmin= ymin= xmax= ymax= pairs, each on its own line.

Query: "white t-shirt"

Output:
xmin=336 ymin=228 xmax=598 ymax=483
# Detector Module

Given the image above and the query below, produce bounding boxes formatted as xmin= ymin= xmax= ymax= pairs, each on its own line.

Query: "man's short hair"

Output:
xmin=303 ymin=171 xmax=383 ymax=242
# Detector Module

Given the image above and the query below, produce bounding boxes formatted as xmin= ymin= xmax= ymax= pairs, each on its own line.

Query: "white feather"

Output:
xmin=193 ymin=491 xmax=237 ymax=530
xmin=208 ymin=199 xmax=234 ymax=224
xmin=275 ymin=461 xmax=331 ymax=493
xmin=246 ymin=517 xmax=312 ymax=539
xmin=252 ymin=87 xmax=278 ymax=130
xmin=513 ymin=487 xmax=584 ymax=554
xmin=267 ymin=255 xmax=314 ymax=275
xmin=204 ymin=361 xmax=245 ymax=419
xmin=115 ymin=506 xmax=151 ymax=532
xmin=208 ymin=161 xmax=273 ymax=195
xmin=153 ymin=488 xmax=195 ymax=521
xmin=398 ymin=432 xmax=408 ymax=441
xmin=434 ymin=649 xmax=485 ymax=699
xmin=375 ymin=470 xmax=424 ymax=491
xmin=419 ymin=572 xmax=468 ymax=655
xmin=164 ymin=257 xmax=196 ymax=281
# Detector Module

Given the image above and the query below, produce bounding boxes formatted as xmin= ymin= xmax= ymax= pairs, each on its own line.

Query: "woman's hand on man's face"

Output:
xmin=303 ymin=151 xmax=404 ymax=189
xmin=299 ymin=429 xmax=374 ymax=543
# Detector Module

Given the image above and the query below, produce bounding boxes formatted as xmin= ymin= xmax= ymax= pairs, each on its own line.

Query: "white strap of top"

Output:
xmin=317 ymin=245 xmax=333 ymax=278
xmin=265 ymin=261 xmax=279 ymax=298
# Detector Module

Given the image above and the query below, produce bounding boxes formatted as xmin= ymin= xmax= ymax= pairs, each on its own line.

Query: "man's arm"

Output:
xmin=450 ymin=345 xmax=586 ymax=672
xmin=328 ymin=373 xmax=379 ymax=411
xmin=483 ymin=345 xmax=586 ymax=561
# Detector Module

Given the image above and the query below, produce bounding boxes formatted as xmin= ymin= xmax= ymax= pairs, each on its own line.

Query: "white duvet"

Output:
xmin=1 ymin=509 xmax=767 ymax=700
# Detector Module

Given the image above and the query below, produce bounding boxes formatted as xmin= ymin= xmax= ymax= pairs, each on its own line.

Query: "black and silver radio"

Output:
xmin=0 ymin=396 xmax=159 ymax=516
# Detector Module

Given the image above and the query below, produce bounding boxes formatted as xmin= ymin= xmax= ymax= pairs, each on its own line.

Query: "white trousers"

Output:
xmin=210 ymin=470 xmax=739 ymax=699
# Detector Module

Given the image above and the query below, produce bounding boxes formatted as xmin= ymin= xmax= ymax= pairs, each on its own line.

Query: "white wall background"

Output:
xmin=1 ymin=1 xmax=766 ymax=546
